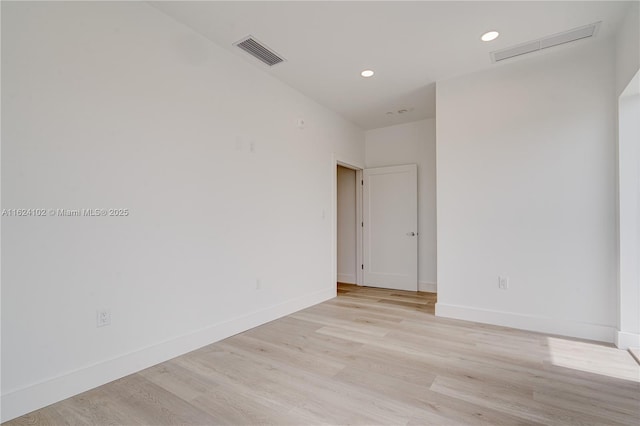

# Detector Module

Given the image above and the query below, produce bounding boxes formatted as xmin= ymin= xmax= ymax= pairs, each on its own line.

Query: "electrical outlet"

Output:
xmin=97 ymin=309 xmax=111 ymax=327
xmin=498 ymin=276 xmax=509 ymax=290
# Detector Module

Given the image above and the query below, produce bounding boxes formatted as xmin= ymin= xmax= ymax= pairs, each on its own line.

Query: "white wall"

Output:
xmin=365 ymin=119 xmax=437 ymax=292
xmin=436 ymin=39 xmax=617 ymax=342
xmin=615 ymin=0 xmax=640 ymax=349
xmin=615 ymin=1 xmax=640 ymax=96
xmin=0 ymin=2 xmax=363 ymax=421
xmin=617 ymin=71 xmax=640 ymax=349
xmin=337 ymin=166 xmax=357 ymax=284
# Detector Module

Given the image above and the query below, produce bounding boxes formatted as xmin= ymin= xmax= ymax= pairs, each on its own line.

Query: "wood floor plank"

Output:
xmin=430 ymin=374 xmax=630 ymax=426
xmin=218 ymin=333 xmax=347 ymax=377
xmin=407 ymin=390 xmax=545 ymax=426
xmin=137 ymin=360 xmax=223 ymax=402
xmin=2 ymin=405 xmax=71 ymax=426
xmin=96 ymin=375 xmax=216 ymax=426
xmin=4 ymin=283 xmax=639 ymax=426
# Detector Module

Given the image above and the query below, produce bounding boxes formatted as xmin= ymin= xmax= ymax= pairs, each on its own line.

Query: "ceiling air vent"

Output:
xmin=491 ymin=22 xmax=600 ymax=63
xmin=234 ymin=36 xmax=285 ymax=67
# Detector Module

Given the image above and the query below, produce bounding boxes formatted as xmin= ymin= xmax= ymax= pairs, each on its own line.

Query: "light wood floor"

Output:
xmin=5 ymin=284 xmax=640 ymax=425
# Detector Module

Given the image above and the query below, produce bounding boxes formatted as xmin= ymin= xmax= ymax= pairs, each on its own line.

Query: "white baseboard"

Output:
xmin=418 ymin=281 xmax=437 ymax=293
xmin=1 ymin=288 xmax=336 ymax=423
xmin=337 ymin=273 xmax=356 ymax=284
xmin=435 ymin=302 xmax=615 ymax=343
xmin=615 ymin=330 xmax=640 ymax=349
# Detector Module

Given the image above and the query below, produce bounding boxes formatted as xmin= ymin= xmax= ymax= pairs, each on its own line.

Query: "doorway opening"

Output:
xmin=336 ymin=163 xmax=363 ymax=291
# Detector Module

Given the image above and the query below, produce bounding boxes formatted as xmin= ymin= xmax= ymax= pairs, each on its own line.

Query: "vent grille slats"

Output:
xmin=491 ymin=22 xmax=600 ymax=63
xmin=234 ymin=36 xmax=285 ymax=67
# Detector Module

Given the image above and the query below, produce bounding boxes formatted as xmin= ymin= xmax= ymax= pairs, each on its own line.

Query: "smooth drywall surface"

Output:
xmin=614 ymin=0 xmax=640 ymax=350
xmin=365 ymin=119 xmax=437 ymax=291
xmin=615 ymin=1 xmax=640 ymax=96
xmin=337 ymin=166 xmax=357 ymax=283
xmin=1 ymin=2 xmax=363 ymax=420
xmin=436 ymin=40 xmax=617 ymax=342
xmin=617 ymin=71 xmax=640 ymax=349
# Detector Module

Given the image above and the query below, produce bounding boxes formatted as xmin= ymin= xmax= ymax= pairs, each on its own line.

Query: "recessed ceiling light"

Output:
xmin=481 ymin=31 xmax=500 ymax=42
xmin=480 ymin=31 xmax=500 ymax=41
xmin=361 ymin=70 xmax=374 ymax=78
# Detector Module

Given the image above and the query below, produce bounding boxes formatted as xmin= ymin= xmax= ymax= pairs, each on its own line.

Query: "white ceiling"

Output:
xmin=150 ymin=1 xmax=631 ymax=130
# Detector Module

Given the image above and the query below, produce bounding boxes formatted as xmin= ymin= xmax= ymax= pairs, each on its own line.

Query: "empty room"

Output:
xmin=2 ymin=1 xmax=639 ymax=425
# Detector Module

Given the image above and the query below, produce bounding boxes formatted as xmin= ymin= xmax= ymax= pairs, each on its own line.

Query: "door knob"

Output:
xmin=406 ymin=232 xmax=416 ymax=236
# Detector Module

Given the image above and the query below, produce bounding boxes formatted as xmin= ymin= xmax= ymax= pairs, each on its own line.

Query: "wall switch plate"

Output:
xmin=498 ymin=276 xmax=509 ymax=290
xmin=97 ymin=309 xmax=111 ymax=327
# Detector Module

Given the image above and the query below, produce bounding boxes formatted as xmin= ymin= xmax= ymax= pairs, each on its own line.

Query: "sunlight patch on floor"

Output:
xmin=546 ymin=337 xmax=640 ymax=382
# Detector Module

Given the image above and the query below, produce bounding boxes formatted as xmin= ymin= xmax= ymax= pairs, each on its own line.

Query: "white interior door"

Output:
xmin=363 ymin=164 xmax=417 ymax=291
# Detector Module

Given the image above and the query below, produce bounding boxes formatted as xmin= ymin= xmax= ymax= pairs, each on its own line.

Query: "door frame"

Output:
xmin=332 ymin=154 xmax=364 ymax=288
